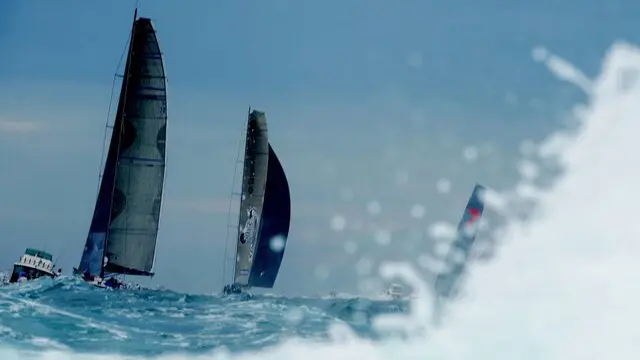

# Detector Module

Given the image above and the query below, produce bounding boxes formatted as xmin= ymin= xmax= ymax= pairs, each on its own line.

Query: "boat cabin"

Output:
xmin=9 ymin=248 xmax=57 ymax=283
xmin=383 ymin=283 xmax=404 ymax=300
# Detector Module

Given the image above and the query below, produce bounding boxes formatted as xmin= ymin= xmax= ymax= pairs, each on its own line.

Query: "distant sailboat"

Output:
xmin=431 ymin=183 xmax=486 ymax=324
xmin=223 ymin=110 xmax=291 ymax=295
xmin=73 ymin=9 xmax=168 ymax=289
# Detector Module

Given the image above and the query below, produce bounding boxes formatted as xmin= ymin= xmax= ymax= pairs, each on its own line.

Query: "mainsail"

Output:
xmin=432 ymin=183 xmax=486 ymax=321
xmin=77 ymin=11 xmax=167 ymax=280
xmin=227 ymin=110 xmax=291 ymax=291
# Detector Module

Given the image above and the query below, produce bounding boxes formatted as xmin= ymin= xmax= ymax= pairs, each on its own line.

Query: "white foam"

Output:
xmin=427 ymin=41 xmax=640 ymax=360
xmin=3 ymin=41 xmax=640 ymax=360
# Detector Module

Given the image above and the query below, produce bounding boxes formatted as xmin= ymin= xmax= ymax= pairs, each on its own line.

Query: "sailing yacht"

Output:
xmin=222 ymin=110 xmax=291 ymax=295
xmin=431 ymin=183 xmax=486 ymax=324
xmin=73 ymin=9 xmax=168 ymax=289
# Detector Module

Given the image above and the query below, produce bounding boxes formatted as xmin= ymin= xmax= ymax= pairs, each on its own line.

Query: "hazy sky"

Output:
xmin=1 ymin=0 xmax=638 ymax=295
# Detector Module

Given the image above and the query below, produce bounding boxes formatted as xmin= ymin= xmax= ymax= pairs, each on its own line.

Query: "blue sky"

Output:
xmin=1 ymin=0 xmax=639 ymax=295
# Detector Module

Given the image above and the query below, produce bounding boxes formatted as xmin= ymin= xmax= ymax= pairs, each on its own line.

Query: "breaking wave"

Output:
xmin=2 ymin=41 xmax=640 ymax=359
xmin=0 ymin=276 xmax=408 ymax=356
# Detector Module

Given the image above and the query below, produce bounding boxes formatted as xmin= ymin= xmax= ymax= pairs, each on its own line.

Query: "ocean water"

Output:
xmin=2 ymin=41 xmax=640 ymax=359
xmin=0 ymin=276 xmax=409 ymax=356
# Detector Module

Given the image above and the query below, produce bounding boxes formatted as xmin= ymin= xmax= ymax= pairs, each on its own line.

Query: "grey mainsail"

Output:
xmin=225 ymin=110 xmax=291 ymax=293
xmin=76 ymin=10 xmax=167 ymax=281
xmin=233 ymin=110 xmax=269 ymax=286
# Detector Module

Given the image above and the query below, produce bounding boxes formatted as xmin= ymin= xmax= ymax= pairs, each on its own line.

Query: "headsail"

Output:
xmin=247 ymin=143 xmax=291 ymax=288
xmin=77 ymin=12 xmax=167 ymax=279
xmin=228 ymin=110 xmax=291 ymax=291
xmin=431 ymin=183 xmax=486 ymax=322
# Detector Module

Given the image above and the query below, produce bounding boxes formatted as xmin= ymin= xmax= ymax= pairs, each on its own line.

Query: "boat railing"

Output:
xmin=15 ymin=254 xmax=55 ymax=274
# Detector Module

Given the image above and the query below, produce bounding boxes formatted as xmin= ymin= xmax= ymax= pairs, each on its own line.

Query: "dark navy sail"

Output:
xmin=77 ymin=13 xmax=167 ymax=280
xmin=224 ymin=110 xmax=290 ymax=294
xmin=433 ymin=183 xmax=486 ymax=299
xmin=248 ymin=144 xmax=291 ymax=288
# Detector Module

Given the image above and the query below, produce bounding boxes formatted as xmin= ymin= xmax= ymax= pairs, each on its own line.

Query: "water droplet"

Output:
xmin=434 ymin=241 xmax=451 ymax=256
xmin=463 ymin=146 xmax=478 ymax=161
xmin=517 ymin=159 xmax=539 ymax=180
xmin=480 ymin=188 xmax=508 ymax=213
xmin=344 ymin=241 xmax=357 ymax=254
xmin=366 ymin=201 xmax=382 ymax=215
xmin=410 ymin=204 xmax=426 ymax=219
xmin=330 ymin=215 xmax=347 ymax=231
xmin=418 ymin=254 xmax=449 ymax=273
xmin=532 ymin=46 xmax=548 ymax=62
xmin=428 ymin=221 xmax=457 ymax=240
xmin=374 ymin=229 xmax=392 ymax=245
xmin=516 ymin=183 xmax=539 ymax=198
xmin=269 ymin=236 xmax=286 ymax=252
xmin=436 ymin=179 xmax=451 ymax=194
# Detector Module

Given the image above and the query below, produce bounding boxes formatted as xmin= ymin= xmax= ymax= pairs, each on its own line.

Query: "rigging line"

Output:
xmin=78 ymin=14 xmax=133 ymax=276
xmin=95 ymin=28 xmax=134 ymax=200
xmin=220 ymin=123 xmax=247 ymax=290
xmin=70 ymin=31 xmax=133 ymax=274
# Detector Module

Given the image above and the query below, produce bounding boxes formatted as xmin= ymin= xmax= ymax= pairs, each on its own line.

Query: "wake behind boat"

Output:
xmin=222 ymin=110 xmax=291 ymax=295
xmin=73 ymin=9 xmax=168 ymax=290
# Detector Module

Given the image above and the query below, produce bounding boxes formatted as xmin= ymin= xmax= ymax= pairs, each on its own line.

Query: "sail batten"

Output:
xmin=77 ymin=15 xmax=167 ymax=279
